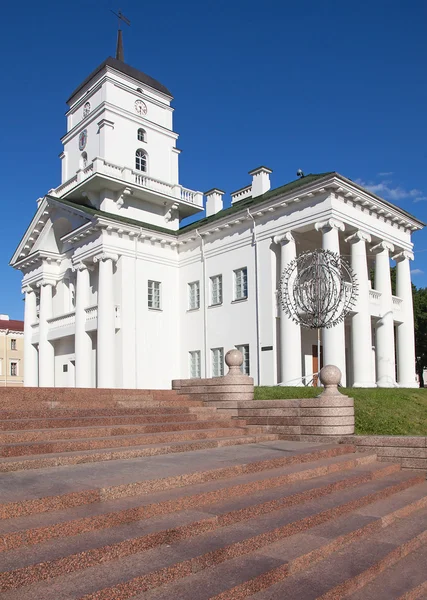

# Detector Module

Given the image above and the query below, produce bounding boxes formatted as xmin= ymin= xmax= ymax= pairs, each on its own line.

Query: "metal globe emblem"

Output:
xmin=279 ymin=249 xmax=358 ymax=329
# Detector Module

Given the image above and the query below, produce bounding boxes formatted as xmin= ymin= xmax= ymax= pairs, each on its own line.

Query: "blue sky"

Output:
xmin=1 ymin=0 xmax=426 ymax=319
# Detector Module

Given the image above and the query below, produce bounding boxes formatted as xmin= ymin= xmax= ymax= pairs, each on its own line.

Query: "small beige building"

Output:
xmin=0 ymin=315 xmax=24 ymax=387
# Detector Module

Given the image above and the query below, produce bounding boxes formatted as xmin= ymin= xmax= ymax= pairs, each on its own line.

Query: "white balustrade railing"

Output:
xmin=55 ymin=158 xmax=202 ymax=207
xmin=85 ymin=305 xmax=97 ymax=320
xmin=47 ymin=311 xmax=76 ymax=329
xmin=369 ymin=289 xmax=382 ymax=303
xmin=55 ymin=174 xmax=78 ymax=195
xmin=392 ymin=296 xmax=403 ymax=309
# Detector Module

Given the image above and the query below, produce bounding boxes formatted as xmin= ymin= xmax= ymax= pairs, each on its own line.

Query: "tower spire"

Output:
xmin=110 ymin=10 xmax=131 ymax=63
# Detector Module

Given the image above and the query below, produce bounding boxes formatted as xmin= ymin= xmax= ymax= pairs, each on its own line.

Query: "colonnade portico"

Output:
xmin=275 ymin=221 xmax=417 ymax=388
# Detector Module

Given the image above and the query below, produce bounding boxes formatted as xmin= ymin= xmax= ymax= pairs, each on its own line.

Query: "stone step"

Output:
xmin=0 ymin=453 xmax=386 ymax=552
xmin=0 ymin=410 xmax=227 ymax=432
xmin=0 ymin=433 xmax=280 ymax=473
xmin=1 ymin=472 xmax=423 ymax=599
xmin=133 ymin=484 xmax=427 ymax=600
xmin=346 ymin=542 xmax=427 ymax=599
xmin=247 ymin=501 xmax=427 ymax=600
xmin=0 ymin=406 xmax=213 ymax=422
xmin=0 ymin=442 xmax=355 ymax=519
xmin=0 ymin=417 xmax=240 ymax=444
xmin=0 ymin=422 xmax=250 ymax=458
xmin=0 ymin=466 xmax=420 ymax=594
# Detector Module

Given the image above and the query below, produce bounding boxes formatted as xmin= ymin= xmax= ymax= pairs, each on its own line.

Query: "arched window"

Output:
xmin=135 ymin=149 xmax=147 ymax=172
xmin=137 ymin=128 xmax=146 ymax=142
xmin=80 ymin=152 xmax=88 ymax=169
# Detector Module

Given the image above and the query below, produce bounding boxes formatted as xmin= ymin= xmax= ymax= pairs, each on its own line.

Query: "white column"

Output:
xmin=315 ymin=219 xmax=346 ymax=385
xmin=371 ymin=241 xmax=395 ymax=387
xmin=23 ymin=286 xmax=38 ymax=386
xmin=94 ymin=253 xmax=117 ymax=388
xmin=394 ymin=250 xmax=417 ymax=387
xmin=274 ymin=232 xmax=302 ymax=385
xmin=346 ymin=231 xmax=376 ymax=387
xmin=74 ymin=263 xmax=92 ymax=388
xmin=37 ymin=281 xmax=55 ymax=387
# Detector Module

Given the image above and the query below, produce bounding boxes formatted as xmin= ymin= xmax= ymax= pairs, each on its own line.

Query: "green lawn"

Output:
xmin=254 ymin=386 xmax=427 ymax=436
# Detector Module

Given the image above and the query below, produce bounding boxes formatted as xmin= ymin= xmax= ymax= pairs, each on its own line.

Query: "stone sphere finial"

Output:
xmin=319 ymin=365 xmax=342 ymax=396
xmin=225 ymin=349 xmax=243 ymax=376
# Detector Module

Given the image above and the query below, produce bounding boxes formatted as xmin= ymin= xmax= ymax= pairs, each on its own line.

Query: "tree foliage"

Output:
xmin=413 ymin=285 xmax=427 ymax=387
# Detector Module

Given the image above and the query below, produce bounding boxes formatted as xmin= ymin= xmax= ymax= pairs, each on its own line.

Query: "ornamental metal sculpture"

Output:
xmin=278 ymin=249 xmax=358 ymax=329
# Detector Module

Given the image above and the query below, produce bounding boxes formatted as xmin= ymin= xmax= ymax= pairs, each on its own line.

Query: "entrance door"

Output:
xmin=312 ymin=344 xmax=323 ymax=386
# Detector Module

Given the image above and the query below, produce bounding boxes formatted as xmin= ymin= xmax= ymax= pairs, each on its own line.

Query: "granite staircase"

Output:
xmin=0 ymin=388 xmax=426 ymax=599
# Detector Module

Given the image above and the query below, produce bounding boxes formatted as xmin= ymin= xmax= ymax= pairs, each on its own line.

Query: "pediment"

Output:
xmin=10 ymin=196 xmax=93 ymax=266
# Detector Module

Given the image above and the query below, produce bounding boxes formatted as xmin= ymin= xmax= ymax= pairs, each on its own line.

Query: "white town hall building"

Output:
xmin=11 ymin=53 xmax=424 ymax=389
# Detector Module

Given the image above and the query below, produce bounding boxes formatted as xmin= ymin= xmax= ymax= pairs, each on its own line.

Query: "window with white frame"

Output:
xmin=236 ymin=344 xmax=250 ymax=375
xmin=189 ymin=350 xmax=201 ymax=378
xmin=148 ymin=280 xmax=161 ymax=309
xmin=211 ymin=347 xmax=224 ymax=377
xmin=10 ymin=362 xmax=18 ymax=377
xmin=10 ymin=339 xmax=16 ymax=350
xmin=234 ymin=267 xmax=248 ymax=300
xmin=135 ymin=149 xmax=147 ymax=172
xmin=210 ymin=274 xmax=223 ymax=305
xmin=188 ymin=281 xmax=200 ymax=310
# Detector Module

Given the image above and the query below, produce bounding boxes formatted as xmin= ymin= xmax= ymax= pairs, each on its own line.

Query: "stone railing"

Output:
xmin=392 ymin=296 xmax=403 ymax=309
xmin=231 ymin=185 xmax=252 ymax=204
xmin=369 ymin=289 xmax=382 ymax=303
xmin=47 ymin=311 xmax=76 ymax=329
xmin=54 ymin=157 xmax=203 ymax=208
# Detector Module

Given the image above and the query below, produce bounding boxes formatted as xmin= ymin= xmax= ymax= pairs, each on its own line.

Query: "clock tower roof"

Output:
xmin=66 ymin=56 xmax=173 ymax=105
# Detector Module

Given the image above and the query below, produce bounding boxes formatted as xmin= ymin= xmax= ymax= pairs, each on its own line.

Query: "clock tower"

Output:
xmin=54 ymin=56 xmax=202 ymax=230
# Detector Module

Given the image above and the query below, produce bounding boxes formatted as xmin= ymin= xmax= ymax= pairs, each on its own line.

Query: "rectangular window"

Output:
xmin=210 ymin=275 xmax=223 ymax=305
xmin=211 ymin=347 xmax=224 ymax=377
xmin=148 ymin=280 xmax=161 ymax=309
xmin=234 ymin=267 xmax=248 ymax=300
xmin=10 ymin=362 xmax=18 ymax=377
xmin=189 ymin=350 xmax=201 ymax=379
xmin=10 ymin=339 xmax=17 ymax=350
xmin=188 ymin=281 xmax=200 ymax=310
xmin=236 ymin=344 xmax=250 ymax=375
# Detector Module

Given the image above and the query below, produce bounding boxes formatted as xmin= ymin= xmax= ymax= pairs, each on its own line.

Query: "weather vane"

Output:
xmin=111 ymin=10 xmax=131 ymax=62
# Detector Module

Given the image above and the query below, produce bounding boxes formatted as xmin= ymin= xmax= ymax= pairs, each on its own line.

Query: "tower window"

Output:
xmin=135 ymin=149 xmax=147 ymax=172
xmin=137 ymin=128 xmax=146 ymax=142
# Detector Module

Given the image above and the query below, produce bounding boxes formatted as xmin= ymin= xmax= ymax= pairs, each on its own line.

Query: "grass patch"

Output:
xmin=254 ymin=387 xmax=427 ymax=436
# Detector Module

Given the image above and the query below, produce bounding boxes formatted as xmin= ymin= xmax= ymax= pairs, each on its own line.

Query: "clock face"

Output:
xmin=83 ymin=102 xmax=91 ymax=117
xmin=135 ymin=99 xmax=147 ymax=115
xmin=79 ymin=129 xmax=87 ymax=151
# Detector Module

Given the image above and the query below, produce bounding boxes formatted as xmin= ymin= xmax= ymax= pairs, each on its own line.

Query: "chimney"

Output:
xmin=249 ymin=166 xmax=272 ymax=197
xmin=205 ymin=188 xmax=225 ymax=217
